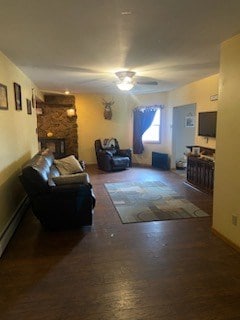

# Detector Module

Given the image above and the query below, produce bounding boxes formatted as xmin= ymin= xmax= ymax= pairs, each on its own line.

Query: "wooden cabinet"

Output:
xmin=38 ymin=138 xmax=65 ymax=159
xmin=187 ymin=156 xmax=214 ymax=193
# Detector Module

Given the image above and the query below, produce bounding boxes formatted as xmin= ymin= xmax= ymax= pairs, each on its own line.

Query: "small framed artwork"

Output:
xmin=26 ymin=98 xmax=32 ymax=115
xmin=32 ymin=88 xmax=36 ymax=108
xmin=0 ymin=83 xmax=8 ymax=110
xmin=185 ymin=116 xmax=195 ymax=127
xmin=14 ymin=82 xmax=22 ymax=110
xmin=36 ymin=107 xmax=43 ymax=115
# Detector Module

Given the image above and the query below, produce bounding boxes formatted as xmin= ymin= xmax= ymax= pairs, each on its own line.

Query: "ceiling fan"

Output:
xmin=115 ymin=70 xmax=158 ymax=91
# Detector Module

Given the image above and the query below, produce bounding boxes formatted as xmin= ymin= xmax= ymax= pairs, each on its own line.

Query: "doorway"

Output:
xmin=172 ymin=104 xmax=196 ymax=171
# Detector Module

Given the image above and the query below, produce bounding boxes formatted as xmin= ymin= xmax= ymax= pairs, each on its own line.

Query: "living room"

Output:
xmin=1 ymin=1 xmax=240 ymax=318
xmin=0 ymin=51 xmax=229 ymax=250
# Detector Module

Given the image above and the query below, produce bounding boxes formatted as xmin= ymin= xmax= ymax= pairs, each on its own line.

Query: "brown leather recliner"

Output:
xmin=94 ymin=139 xmax=132 ymax=172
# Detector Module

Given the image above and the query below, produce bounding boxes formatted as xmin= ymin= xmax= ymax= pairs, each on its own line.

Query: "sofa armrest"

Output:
xmin=34 ymin=183 xmax=95 ymax=208
xmin=52 ymin=172 xmax=90 ymax=186
xmin=30 ymin=183 xmax=95 ymax=228
xmin=51 ymin=183 xmax=94 ymax=200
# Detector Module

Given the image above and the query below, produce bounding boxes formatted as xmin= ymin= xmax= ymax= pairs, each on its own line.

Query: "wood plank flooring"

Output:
xmin=1 ymin=165 xmax=240 ymax=320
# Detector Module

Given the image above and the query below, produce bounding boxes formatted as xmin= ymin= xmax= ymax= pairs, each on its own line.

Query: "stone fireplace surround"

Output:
xmin=37 ymin=94 xmax=78 ymax=158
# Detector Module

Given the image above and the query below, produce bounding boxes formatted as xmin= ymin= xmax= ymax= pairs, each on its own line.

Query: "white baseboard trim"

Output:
xmin=0 ymin=196 xmax=29 ymax=258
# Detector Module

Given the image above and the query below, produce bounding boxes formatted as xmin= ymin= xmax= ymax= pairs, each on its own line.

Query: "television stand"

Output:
xmin=186 ymin=146 xmax=215 ymax=193
xmin=186 ymin=145 xmax=215 ymax=156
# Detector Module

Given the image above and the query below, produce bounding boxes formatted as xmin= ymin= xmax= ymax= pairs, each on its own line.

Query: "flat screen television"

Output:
xmin=198 ymin=111 xmax=217 ymax=137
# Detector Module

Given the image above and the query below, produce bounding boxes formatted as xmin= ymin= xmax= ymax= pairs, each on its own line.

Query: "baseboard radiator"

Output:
xmin=152 ymin=152 xmax=170 ymax=170
xmin=0 ymin=196 xmax=29 ymax=258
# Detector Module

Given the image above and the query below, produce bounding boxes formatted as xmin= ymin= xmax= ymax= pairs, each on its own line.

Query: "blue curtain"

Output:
xmin=133 ymin=108 xmax=156 ymax=154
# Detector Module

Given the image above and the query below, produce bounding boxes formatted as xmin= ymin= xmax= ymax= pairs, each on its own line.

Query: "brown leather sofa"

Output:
xmin=19 ymin=149 xmax=95 ymax=229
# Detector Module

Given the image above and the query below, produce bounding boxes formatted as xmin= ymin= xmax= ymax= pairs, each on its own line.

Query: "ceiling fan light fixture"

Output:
xmin=115 ymin=71 xmax=135 ymax=91
xmin=116 ymin=82 xmax=134 ymax=91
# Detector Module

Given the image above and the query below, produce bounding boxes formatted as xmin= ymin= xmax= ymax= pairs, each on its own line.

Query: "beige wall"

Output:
xmin=213 ymin=34 xmax=240 ymax=247
xmin=75 ymin=77 xmax=219 ymax=167
xmin=75 ymin=92 xmax=168 ymax=165
xmin=0 ymin=51 xmax=41 ymax=236
xmin=75 ymin=93 xmax=133 ymax=163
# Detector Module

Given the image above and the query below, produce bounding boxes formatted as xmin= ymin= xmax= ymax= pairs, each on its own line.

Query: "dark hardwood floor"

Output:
xmin=1 ymin=165 xmax=240 ymax=320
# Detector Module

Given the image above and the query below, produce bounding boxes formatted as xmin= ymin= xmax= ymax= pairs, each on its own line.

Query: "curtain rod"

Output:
xmin=133 ymin=104 xmax=164 ymax=111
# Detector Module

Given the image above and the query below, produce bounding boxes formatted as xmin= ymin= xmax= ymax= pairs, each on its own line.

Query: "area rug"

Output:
xmin=105 ymin=181 xmax=209 ymax=223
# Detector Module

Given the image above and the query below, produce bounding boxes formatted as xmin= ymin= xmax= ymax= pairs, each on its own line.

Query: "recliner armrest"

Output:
xmin=105 ymin=150 xmax=113 ymax=157
xmin=116 ymin=148 xmax=132 ymax=166
xmin=98 ymin=150 xmax=113 ymax=158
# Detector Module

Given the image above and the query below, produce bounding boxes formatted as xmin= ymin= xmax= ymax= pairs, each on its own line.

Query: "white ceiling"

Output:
xmin=1 ymin=0 xmax=240 ymax=95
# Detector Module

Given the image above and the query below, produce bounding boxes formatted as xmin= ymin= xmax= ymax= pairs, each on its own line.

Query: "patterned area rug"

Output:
xmin=105 ymin=181 xmax=209 ymax=223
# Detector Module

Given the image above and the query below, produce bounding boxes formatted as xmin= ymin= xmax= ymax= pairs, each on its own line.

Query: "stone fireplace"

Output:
xmin=37 ymin=94 xmax=78 ymax=158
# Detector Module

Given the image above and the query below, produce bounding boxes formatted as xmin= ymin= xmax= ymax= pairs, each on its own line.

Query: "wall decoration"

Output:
xmin=210 ymin=94 xmax=218 ymax=101
xmin=32 ymin=88 xmax=36 ymax=108
xmin=14 ymin=82 xmax=22 ymax=110
xmin=102 ymin=99 xmax=114 ymax=120
xmin=0 ymin=83 xmax=8 ymax=110
xmin=26 ymin=98 xmax=32 ymax=114
xmin=185 ymin=116 xmax=195 ymax=127
xmin=36 ymin=107 xmax=43 ymax=115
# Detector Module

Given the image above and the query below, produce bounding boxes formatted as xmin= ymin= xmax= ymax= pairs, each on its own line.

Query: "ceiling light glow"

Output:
xmin=116 ymin=82 xmax=134 ymax=91
xmin=115 ymin=70 xmax=135 ymax=91
xmin=121 ymin=11 xmax=132 ymax=15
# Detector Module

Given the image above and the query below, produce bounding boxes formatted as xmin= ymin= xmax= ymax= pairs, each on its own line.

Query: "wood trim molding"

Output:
xmin=0 ymin=196 xmax=30 ymax=257
xmin=211 ymin=227 xmax=240 ymax=254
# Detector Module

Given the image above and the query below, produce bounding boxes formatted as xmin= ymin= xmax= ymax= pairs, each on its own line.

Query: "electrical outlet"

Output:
xmin=232 ymin=215 xmax=238 ymax=226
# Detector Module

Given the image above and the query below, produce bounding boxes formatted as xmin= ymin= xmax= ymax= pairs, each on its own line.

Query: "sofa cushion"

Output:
xmin=54 ymin=155 xmax=83 ymax=175
xmin=52 ymin=172 xmax=90 ymax=186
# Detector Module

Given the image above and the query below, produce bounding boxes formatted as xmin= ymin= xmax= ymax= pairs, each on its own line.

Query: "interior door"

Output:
xmin=172 ymin=104 xmax=196 ymax=169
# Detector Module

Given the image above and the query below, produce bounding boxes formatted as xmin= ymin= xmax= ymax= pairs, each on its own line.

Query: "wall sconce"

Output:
xmin=47 ymin=132 xmax=53 ymax=137
xmin=66 ymin=108 xmax=76 ymax=117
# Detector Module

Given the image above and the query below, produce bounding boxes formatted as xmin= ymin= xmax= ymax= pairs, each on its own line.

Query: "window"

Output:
xmin=142 ymin=108 xmax=161 ymax=143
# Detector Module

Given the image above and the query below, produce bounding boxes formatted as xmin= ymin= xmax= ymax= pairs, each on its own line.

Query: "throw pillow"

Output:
xmin=54 ymin=155 xmax=83 ymax=175
xmin=52 ymin=172 xmax=90 ymax=186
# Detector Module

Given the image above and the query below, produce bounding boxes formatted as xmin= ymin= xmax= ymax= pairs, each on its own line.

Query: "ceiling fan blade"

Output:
xmin=136 ymin=81 xmax=158 ymax=85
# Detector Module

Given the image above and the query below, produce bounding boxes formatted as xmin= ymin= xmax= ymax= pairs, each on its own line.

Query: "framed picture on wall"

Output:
xmin=26 ymin=98 xmax=32 ymax=115
xmin=14 ymin=82 xmax=22 ymax=110
xmin=0 ymin=83 xmax=8 ymax=110
xmin=36 ymin=107 xmax=43 ymax=115
xmin=185 ymin=116 xmax=195 ymax=127
xmin=32 ymin=88 xmax=36 ymax=108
